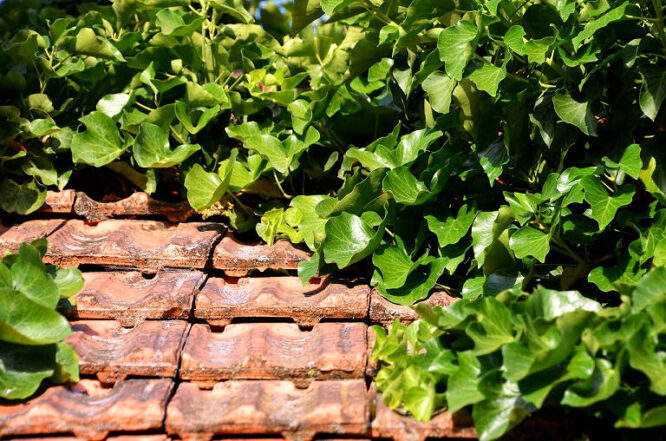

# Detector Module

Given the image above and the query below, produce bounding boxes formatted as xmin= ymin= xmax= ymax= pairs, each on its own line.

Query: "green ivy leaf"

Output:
xmin=639 ymin=66 xmax=666 ymax=121
xmin=0 ymin=342 xmax=56 ymax=400
xmin=632 ymin=267 xmax=666 ymax=313
xmin=509 ymin=226 xmax=550 ymax=262
xmin=627 ymin=324 xmax=666 ymax=394
xmin=468 ymin=62 xmax=506 ymax=97
xmin=11 ymin=242 xmax=59 ymax=309
xmin=52 ymin=267 xmax=85 ymax=299
xmin=571 ymin=2 xmax=629 ymax=50
xmin=52 ymin=342 xmax=79 ymax=384
xmin=582 ymin=176 xmax=635 ymax=230
xmin=478 ymin=142 xmax=509 ymax=185
xmin=184 ymin=152 xmax=235 ymax=212
xmin=422 ymin=71 xmax=456 ymax=113
xmin=588 ymin=255 xmax=645 ymax=293
xmin=377 ymin=257 xmax=448 ymax=305
xmin=552 ymin=92 xmax=598 ymax=136
xmin=471 ymin=208 xmax=514 ymax=268
xmin=447 ymin=351 xmax=485 ymax=413
xmin=561 ymin=358 xmax=620 ymax=407
xmin=438 ymin=20 xmax=478 ymax=81
xmin=425 ymin=203 xmax=477 ymax=248
xmin=0 ymin=288 xmax=72 ymax=345
xmin=71 ymin=111 xmax=126 ymax=167
xmin=74 ymin=28 xmax=124 ymax=61
xmin=602 ymin=144 xmax=642 ymax=179
xmin=96 ymin=93 xmax=131 ymax=118
xmin=323 ymin=211 xmax=387 ymax=267
xmin=465 ymin=297 xmax=515 ymax=355
xmin=0 ymin=178 xmax=46 ymax=215
xmin=373 ymin=245 xmax=421 ymax=290
xmin=155 ymin=9 xmax=205 ymax=37
xmin=133 ymin=123 xmax=200 ymax=168
xmin=291 ymin=0 xmax=324 ymax=34
xmin=382 ymin=167 xmax=430 ymax=205
xmin=473 ymin=372 xmax=531 ymax=441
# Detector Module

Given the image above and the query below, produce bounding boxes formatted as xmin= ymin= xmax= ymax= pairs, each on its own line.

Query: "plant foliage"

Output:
xmin=1 ymin=0 xmax=666 ymax=434
xmin=0 ymin=239 xmax=83 ymax=400
xmin=372 ymin=268 xmax=666 ymax=440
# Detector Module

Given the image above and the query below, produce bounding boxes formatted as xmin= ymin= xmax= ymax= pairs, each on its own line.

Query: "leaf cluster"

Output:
xmin=372 ymin=267 xmax=666 ymax=440
xmin=1 ymin=0 xmax=666 ymax=431
xmin=0 ymin=239 xmax=83 ymax=400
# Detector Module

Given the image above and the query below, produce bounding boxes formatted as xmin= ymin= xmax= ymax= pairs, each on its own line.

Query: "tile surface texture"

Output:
xmin=74 ymin=192 xmax=195 ymax=223
xmin=212 ymin=235 xmax=310 ymax=276
xmin=0 ymin=219 xmax=64 ymax=255
xmin=45 ymin=219 xmax=224 ymax=269
xmin=195 ymin=276 xmax=370 ymax=327
xmin=65 ymin=270 xmax=204 ymax=326
xmin=0 ymin=379 xmax=173 ymax=440
xmin=66 ymin=320 xmax=189 ymax=383
xmin=180 ymin=322 xmax=367 ymax=383
xmin=165 ymin=380 xmax=370 ymax=441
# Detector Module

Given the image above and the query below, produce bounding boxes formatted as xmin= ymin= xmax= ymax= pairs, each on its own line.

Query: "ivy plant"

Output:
xmin=371 ymin=267 xmax=666 ymax=440
xmin=1 ymin=0 xmax=666 ymax=433
xmin=0 ymin=239 xmax=83 ymax=400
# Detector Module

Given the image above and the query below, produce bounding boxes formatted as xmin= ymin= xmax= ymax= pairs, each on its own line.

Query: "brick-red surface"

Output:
xmin=195 ymin=276 xmax=370 ymax=327
xmin=180 ymin=323 xmax=366 ymax=384
xmin=66 ymin=320 xmax=189 ymax=383
xmin=74 ymin=192 xmax=195 ymax=223
xmin=65 ymin=270 xmax=204 ymax=327
xmin=8 ymin=437 xmax=170 ymax=441
xmin=165 ymin=380 xmax=369 ymax=441
xmin=212 ymin=235 xmax=310 ymax=276
xmin=41 ymin=190 xmax=76 ymax=213
xmin=369 ymin=290 xmax=458 ymax=325
xmin=0 ymin=219 xmax=64 ymax=255
xmin=45 ymin=220 xmax=224 ymax=269
xmin=2 ymin=213 xmax=474 ymax=441
xmin=0 ymin=379 xmax=173 ymax=440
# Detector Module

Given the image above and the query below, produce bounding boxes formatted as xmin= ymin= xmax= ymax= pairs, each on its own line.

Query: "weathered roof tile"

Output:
xmin=74 ymin=192 xmax=195 ymax=223
xmin=371 ymin=390 xmax=476 ymax=441
xmin=0 ymin=379 xmax=173 ymax=441
xmin=195 ymin=277 xmax=369 ymax=327
xmin=45 ymin=220 xmax=224 ymax=269
xmin=212 ymin=236 xmax=310 ymax=276
xmin=65 ymin=270 xmax=203 ymax=327
xmin=66 ymin=320 xmax=189 ymax=383
xmin=369 ymin=290 xmax=458 ymax=325
xmin=166 ymin=380 xmax=369 ymax=441
xmin=180 ymin=323 xmax=366 ymax=385
xmin=0 ymin=219 xmax=64 ymax=255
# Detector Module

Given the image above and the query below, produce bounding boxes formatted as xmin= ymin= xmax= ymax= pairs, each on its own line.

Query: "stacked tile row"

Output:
xmin=0 ymin=195 xmax=472 ymax=441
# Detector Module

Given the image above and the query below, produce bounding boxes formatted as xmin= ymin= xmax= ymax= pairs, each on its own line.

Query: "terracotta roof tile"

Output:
xmin=212 ymin=236 xmax=310 ymax=276
xmin=0 ymin=219 xmax=64 ymax=255
xmin=66 ymin=320 xmax=189 ymax=383
xmin=64 ymin=270 xmax=204 ymax=327
xmin=0 ymin=379 xmax=173 ymax=440
xmin=180 ymin=323 xmax=366 ymax=385
xmin=45 ymin=220 xmax=224 ymax=269
xmin=371 ymin=390 xmax=476 ymax=441
xmin=41 ymin=190 xmax=76 ymax=213
xmin=369 ymin=290 xmax=458 ymax=325
xmin=166 ymin=380 xmax=369 ymax=441
xmin=195 ymin=277 xmax=369 ymax=327
xmin=74 ymin=192 xmax=194 ymax=223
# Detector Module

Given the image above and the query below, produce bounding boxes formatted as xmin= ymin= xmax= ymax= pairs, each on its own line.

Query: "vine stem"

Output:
xmin=551 ymin=235 xmax=586 ymax=264
xmin=651 ymin=0 xmax=666 ymax=52
xmin=273 ymin=170 xmax=292 ymax=199
xmin=228 ymin=192 xmax=253 ymax=216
